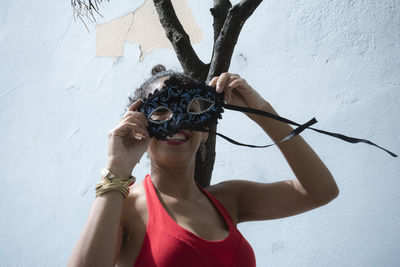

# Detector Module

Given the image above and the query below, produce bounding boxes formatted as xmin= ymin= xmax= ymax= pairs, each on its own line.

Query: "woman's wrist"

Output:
xmin=245 ymin=98 xmax=274 ymax=121
xmin=105 ymin=161 xmax=134 ymax=179
xmin=242 ymin=89 xmax=270 ymax=109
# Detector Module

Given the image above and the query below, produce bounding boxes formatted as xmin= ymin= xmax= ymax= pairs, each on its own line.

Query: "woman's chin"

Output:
xmin=153 ymin=152 xmax=195 ymax=168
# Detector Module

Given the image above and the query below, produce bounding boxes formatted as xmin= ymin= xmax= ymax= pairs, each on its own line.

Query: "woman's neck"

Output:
xmin=150 ymin=159 xmax=202 ymax=200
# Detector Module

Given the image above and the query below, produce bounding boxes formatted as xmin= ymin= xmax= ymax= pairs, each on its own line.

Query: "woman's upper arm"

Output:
xmin=112 ymin=184 xmax=148 ymax=266
xmin=218 ymin=179 xmax=336 ymax=223
xmin=113 ymin=224 xmax=124 ymax=265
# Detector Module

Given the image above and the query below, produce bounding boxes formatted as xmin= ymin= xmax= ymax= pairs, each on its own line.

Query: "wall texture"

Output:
xmin=1 ymin=0 xmax=399 ymax=266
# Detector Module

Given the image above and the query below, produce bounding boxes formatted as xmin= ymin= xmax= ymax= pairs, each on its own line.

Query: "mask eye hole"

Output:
xmin=187 ymin=98 xmax=215 ymax=115
xmin=148 ymin=106 xmax=173 ymax=124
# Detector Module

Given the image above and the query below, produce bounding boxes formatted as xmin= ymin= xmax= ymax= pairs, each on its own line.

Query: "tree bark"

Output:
xmin=208 ymin=0 xmax=263 ymax=79
xmin=154 ymin=0 xmax=263 ymax=187
xmin=153 ymin=0 xmax=209 ymax=81
xmin=210 ymin=0 xmax=232 ymax=43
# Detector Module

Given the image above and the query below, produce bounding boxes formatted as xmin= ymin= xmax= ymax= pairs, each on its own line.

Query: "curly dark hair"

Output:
xmin=125 ymin=65 xmax=200 ymax=112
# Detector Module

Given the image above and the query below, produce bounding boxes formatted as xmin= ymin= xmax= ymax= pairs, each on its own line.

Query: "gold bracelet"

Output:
xmin=95 ymin=169 xmax=136 ymax=198
xmin=95 ymin=177 xmax=136 ymax=198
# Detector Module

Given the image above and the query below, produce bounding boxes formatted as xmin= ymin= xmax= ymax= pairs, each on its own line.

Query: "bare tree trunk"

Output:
xmin=153 ymin=0 xmax=263 ymax=187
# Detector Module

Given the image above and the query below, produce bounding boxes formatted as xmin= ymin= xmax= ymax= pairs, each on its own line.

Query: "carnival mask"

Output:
xmin=139 ymin=76 xmax=397 ymax=157
xmin=139 ymin=76 xmax=224 ymax=139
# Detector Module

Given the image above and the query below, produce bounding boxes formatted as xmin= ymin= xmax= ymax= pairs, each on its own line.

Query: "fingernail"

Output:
xmin=134 ymin=133 xmax=144 ymax=140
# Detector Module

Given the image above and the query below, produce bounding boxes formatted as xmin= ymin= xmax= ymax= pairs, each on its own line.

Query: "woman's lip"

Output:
xmin=163 ymin=130 xmax=190 ymax=145
xmin=164 ymin=140 xmax=186 ymax=145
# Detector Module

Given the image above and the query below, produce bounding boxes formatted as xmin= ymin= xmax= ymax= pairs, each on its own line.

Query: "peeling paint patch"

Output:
xmin=96 ymin=0 xmax=203 ymax=61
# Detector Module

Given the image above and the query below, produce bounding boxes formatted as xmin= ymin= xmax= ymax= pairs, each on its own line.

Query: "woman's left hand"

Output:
xmin=209 ymin=73 xmax=269 ymax=111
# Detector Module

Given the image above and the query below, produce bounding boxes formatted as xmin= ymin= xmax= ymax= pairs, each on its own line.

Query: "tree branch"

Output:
xmin=153 ymin=0 xmax=208 ymax=81
xmin=208 ymin=0 xmax=263 ymax=80
xmin=193 ymin=0 xmax=263 ymax=187
xmin=210 ymin=0 xmax=232 ymax=43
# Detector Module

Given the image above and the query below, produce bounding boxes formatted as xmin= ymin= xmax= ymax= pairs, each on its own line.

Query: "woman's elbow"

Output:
xmin=312 ymin=181 xmax=339 ymax=205
xmin=319 ymin=185 xmax=339 ymax=205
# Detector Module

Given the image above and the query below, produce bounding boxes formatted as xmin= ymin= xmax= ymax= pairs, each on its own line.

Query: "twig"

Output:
xmin=71 ymin=0 xmax=108 ymax=30
xmin=153 ymin=0 xmax=208 ymax=81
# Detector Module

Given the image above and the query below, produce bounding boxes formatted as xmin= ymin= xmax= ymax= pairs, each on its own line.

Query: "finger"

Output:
xmin=121 ymin=111 xmax=148 ymax=127
xmin=224 ymin=89 xmax=232 ymax=103
xmin=216 ymin=73 xmax=231 ymax=93
xmin=226 ymin=75 xmax=241 ymax=89
xmin=228 ymin=78 xmax=252 ymax=95
xmin=208 ymin=77 xmax=219 ymax=87
xmin=129 ymin=99 xmax=143 ymax=111
xmin=122 ymin=122 xmax=148 ymax=137
xmin=224 ymin=76 xmax=241 ymax=102
xmin=228 ymin=78 xmax=246 ymax=90
xmin=230 ymin=73 xmax=240 ymax=79
xmin=115 ymin=122 xmax=149 ymax=139
xmin=120 ymin=114 xmax=147 ymax=130
xmin=223 ymin=84 xmax=233 ymax=103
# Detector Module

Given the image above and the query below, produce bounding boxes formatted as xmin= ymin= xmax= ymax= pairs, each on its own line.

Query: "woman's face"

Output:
xmin=146 ymin=76 xmax=208 ymax=166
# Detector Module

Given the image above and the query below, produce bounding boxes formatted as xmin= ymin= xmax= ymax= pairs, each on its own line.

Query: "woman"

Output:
xmin=68 ymin=66 xmax=339 ymax=267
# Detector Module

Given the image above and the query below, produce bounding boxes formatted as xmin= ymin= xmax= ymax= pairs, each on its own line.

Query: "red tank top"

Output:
xmin=133 ymin=175 xmax=256 ymax=267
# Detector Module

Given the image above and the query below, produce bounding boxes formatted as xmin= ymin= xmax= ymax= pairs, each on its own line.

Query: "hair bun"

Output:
xmin=151 ymin=64 xmax=167 ymax=76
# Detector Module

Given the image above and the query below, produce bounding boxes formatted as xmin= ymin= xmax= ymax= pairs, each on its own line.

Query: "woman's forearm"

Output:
xmin=68 ymin=191 xmax=124 ymax=267
xmin=252 ymin=102 xmax=339 ymax=203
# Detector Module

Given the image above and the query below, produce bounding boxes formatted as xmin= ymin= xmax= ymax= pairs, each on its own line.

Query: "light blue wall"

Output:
xmin=1 ymin=0 xmax=399 ymax=266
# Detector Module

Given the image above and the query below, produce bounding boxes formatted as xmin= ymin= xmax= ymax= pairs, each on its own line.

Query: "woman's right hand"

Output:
xmin=106 ymin=99 xmax=150 ymax=178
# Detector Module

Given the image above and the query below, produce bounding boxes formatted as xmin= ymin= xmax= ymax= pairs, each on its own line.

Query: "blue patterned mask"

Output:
xmin=139 ymin=76 xmax=225 ymax=139
xmin=138 ymin=76 xmax=396 ymax=157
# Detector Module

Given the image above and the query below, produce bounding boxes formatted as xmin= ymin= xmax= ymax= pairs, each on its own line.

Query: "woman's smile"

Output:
xmin=163 ymin=130 xmax=190 ymax=145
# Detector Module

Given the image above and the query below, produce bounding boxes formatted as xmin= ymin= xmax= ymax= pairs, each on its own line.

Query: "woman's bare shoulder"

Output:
xmin=121 ymin=182 xmax=148 ymax=232
xmin=204 ymin=180 xmax=240 ymax=225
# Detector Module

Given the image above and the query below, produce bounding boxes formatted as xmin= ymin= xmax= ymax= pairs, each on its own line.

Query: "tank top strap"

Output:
xmin=142 ymin=174 xmax=155 ymax=216
xmin=196 ymin=182 xmax=235 ymax=228
xmin=142 ymin=174 xmax=171 ymax=227
xmin=143 ymin=174 xmax=196 ymax=230
xmin=144 ymin=175 xmax=234 ymax=229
